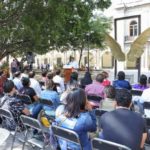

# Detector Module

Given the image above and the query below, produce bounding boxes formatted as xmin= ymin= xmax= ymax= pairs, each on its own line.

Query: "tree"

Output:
xmin=0 ymin=0 xmax=111 ymax=62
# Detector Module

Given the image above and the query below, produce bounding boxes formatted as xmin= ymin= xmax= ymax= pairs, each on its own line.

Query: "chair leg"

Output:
xmin=22 ymin=130 xmax=28 ymax=150
xmin=11 ymin=129 xmax=17 ymax=150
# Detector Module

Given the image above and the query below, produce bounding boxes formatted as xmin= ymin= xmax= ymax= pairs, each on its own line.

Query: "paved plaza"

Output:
xmin=0 ymin=135 xmax=51 ymax=150
xmin=0 ymin=133 xmax=150 ymax=150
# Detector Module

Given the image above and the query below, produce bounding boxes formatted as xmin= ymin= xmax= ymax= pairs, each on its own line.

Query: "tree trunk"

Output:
xmin=78 ymin=43 xmax=84 ymax=69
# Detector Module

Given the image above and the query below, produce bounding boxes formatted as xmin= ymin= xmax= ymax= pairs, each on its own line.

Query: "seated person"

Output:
xmin=85 ymin=73 xmax=105 ymax=98
xmin=40 ymin=79 xmax=60 ymax=116
xmin=60 ymin=81 xmax=79 ymax=104
xmin=41 ymin=70 xmax=48 ymax=84
xmin=13 ymin=71 xmax=23 ymax=91
xmin=100 ymin=85 xmax=116 ymax=111
xmin=28 ymin=71 xmax=42 ymax=97
xmin=99 ymin=89 xmax=147 ymax=150
xmin=47 ymin=72 xmax=54 ymax=80
xmin=132 ymin=74 xmax=149 ymax=91
xmin=53 ymin=69 xmax=65 ymax=94
xmin=102 ymin=71 xmax=111 ymax=86
xmin=20 ymin=77 xmax=39 ymax=103
xmin=55 ymin=88 xmax=96 ymax=150
xmin=113 ymin=71 xmax=132 ymax=90
xmin=132 ymin=74 xmax=149 ymax=114
xmin=0 ymin=70 xmax=7 ymax=96
xmin=0 ymin=80 xmax=42 ymax=130
xmin=80 ymin=71 xmax=92 ymax=89
xmin=70 ymin=70 xmax=78 ymax=84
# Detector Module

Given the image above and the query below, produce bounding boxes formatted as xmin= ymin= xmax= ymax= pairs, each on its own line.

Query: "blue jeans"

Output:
xmin=27 ymin=103 xmax=43 ymax=118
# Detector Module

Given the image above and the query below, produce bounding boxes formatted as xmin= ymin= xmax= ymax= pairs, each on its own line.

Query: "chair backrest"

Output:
xmin=51 ymin=124 xmax=82 ymax=149
xmin=95 ymin=109 xmax=108 ymax=131
xmin=20 ymin=115 xmax=42 ymax=131
xmin=143 ymin=102 xmax=150 ymax=110
xmin=40 ymin=98 xmax=53 ymax=107
xmin=87 ymin=95 xmax=102 ymax=102
xmin=145 ymin=117 xmax=150 ymax=129
xmin=92 ymin=138 xmax=131 ymax=150
xmin=95 ymin=109 xmax=108 ymax=117
xmin=0 ymin=108 xmax=14 ymax=120
xmin=16 ymin=94 xmax=32 ymax=104
xmin=131 ymin=89 xmax=143 ymax=96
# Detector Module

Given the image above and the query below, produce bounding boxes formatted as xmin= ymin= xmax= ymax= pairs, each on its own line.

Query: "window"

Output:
xmin=129 ymin=20 xmax=138 ymax=36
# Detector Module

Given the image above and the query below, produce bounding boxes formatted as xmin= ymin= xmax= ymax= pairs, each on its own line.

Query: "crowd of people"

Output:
xmin=0 ymin=66 xmax=150 ymax=150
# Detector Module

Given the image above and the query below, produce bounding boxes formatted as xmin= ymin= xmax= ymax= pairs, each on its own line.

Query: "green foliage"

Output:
xmin=0 ymin=0 xmax=111 ymax=60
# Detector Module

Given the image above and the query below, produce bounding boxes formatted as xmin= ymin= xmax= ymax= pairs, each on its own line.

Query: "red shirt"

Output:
xmin=102 ymin=79 xmax=111 ymax=86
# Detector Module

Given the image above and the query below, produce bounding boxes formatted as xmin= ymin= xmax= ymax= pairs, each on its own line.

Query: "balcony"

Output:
xmin=124 ymin=35 xmax=136 ymax=43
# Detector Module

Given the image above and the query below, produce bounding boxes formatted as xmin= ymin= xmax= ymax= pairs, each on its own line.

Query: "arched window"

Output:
xmin=129 ymin=20 xmax=138 ymax=36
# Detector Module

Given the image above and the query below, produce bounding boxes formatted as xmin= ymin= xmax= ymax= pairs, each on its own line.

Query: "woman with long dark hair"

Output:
xmin=132 ymin=74 xmax=149 ymax=91
xmin=55 ymin=88 xmax=96 ymax=150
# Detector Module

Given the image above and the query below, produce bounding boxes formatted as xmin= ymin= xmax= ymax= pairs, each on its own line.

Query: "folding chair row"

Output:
xmin=0 ymin=108 xmax=50 ymax=150
xmin=95 ymin=109 xmax=108 ymax=131
xmin=0 ymin=108 xmax=21 ymax=150
xmin=0 ymin=107 xmax=132 ymax=150
xmin=131 ymin=89 xmax=143 ymax=96
xmin=51 ymin=124 xmax=131 ymax=150
xmin=20 ymin=115 xmax=50 ymax=150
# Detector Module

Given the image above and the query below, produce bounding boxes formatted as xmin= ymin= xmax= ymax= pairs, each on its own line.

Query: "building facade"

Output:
xmin=35 ymin=0 xmax=150 ymax=83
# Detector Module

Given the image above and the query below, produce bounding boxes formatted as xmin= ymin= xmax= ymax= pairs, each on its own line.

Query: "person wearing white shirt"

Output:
xmin=138 ymin=88 xmax=150 ymax=116
xmin=68 ymin=56 xmax=79 ymax=69
xmin=13 ymin=71 xmax=23 ymax=91
xmin=140 ymin=88 xmax=150 ymax=103
xmin=53 ymin=69 xmax=65 ymax=94
xmin=28 ymin=71 xmax=41 ymax=97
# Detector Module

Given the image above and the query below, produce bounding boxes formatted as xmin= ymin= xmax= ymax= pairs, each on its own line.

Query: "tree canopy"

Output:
xmin=0 ymin=0 xmax=111 ymax=60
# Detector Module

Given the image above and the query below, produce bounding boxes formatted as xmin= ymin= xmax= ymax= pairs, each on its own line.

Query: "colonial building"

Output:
xmin=103 ymin=0 xmax=150 ymax=83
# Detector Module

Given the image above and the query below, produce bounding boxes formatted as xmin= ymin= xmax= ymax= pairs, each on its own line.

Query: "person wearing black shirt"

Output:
xmin=100 ymin=89 xmax=147 ymax=150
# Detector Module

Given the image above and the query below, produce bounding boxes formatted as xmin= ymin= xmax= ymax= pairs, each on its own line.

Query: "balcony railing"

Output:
xmin=124 ymin=35 xmax=136 ymax=42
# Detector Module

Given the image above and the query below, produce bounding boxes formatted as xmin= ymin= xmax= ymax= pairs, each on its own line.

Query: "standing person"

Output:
xmin=53 ymin=69 xmax=65 ymax=94
xmin=11 ymin=59 xmax=18 ymax=74
xmin=55 ymin=88 xmax=96 ymax=150
xmin=68 ymin=56 xmax=79 ymax=69
xmin=28 ymin=71 xmax=42 ymax=97
xmin=99 ymin=89 xmax=147 ymax=150
xmin=113 ymin=71 xmax=132 ymax=90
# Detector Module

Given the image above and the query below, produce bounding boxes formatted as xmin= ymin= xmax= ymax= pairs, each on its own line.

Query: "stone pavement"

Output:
xmin=1 ymin=134 xmax=150 ymax=150
xmin=0 ymin=134 xmax=51 ymax=150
